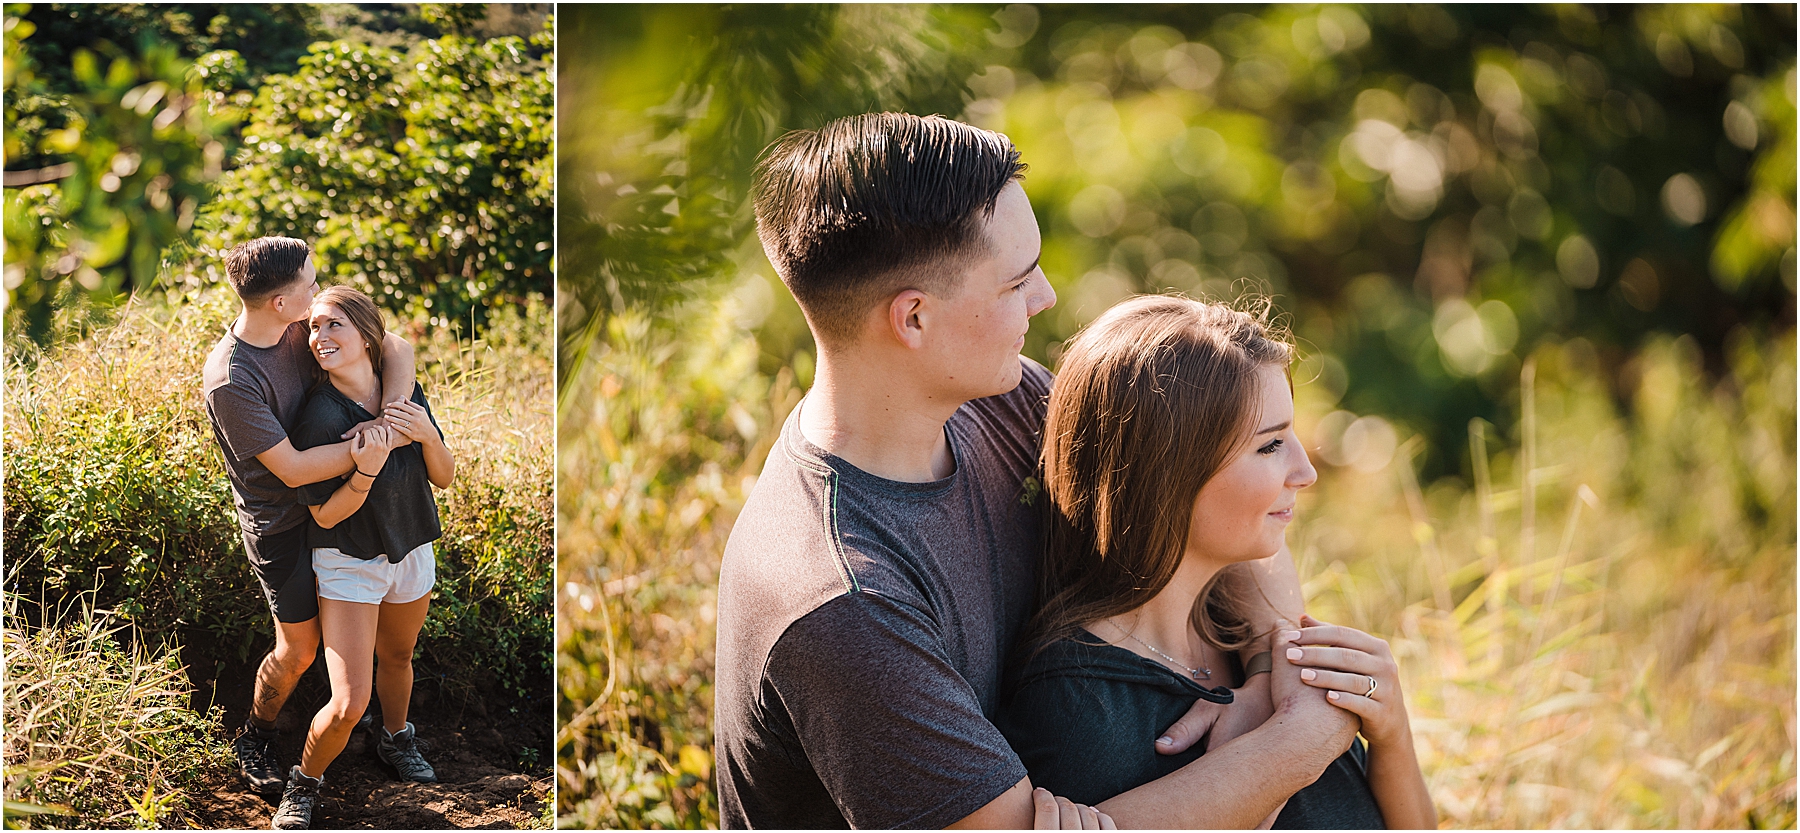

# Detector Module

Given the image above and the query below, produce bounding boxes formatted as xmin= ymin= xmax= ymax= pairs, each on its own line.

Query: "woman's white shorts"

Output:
xmin=314 ymin=542 xmax=436 ymax=605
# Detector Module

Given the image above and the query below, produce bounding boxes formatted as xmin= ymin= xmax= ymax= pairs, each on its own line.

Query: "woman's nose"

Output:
xmin=1289 ymin=440 xmax=1318 ymax=490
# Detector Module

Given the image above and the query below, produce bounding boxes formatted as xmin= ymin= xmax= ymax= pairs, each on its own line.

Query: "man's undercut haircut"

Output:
xmin=226 ymin=236 xmax=312 ymax=304
xmin=753 ymin=113 xmax=1027 ymax=344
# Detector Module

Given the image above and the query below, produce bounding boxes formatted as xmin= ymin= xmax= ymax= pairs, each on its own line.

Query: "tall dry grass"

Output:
xmin=3 ymin=599 xmax=233 ymax=829
xmin=557 ymin=293 xmax=1794 ymax=828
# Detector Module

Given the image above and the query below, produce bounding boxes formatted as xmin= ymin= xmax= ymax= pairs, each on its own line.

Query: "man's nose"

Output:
xmin=1028 ymin=273 xmax=1056 ymax=317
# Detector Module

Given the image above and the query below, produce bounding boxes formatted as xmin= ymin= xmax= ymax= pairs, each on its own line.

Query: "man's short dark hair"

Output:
xmin=752 ymin=113 xmax=1026 ymax=344
xmin=225 ymin=236 xmax=312 ymax=303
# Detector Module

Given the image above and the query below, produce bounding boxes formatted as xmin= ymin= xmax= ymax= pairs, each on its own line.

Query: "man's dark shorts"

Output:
xmin=243 ymin=524 xmax=318 ymax=623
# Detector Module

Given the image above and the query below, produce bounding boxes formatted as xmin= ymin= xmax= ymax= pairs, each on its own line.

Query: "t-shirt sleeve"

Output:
xmin=206 ymin=377 xmax=289 ymax=463
xmin=764 ymin=592 xmax=1029 ymax=829
xmin=291 ymin=396 xmax=344 ymax=506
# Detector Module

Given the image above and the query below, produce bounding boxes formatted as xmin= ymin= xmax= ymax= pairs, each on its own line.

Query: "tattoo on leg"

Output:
xmin=251 ymin=651 xmax=299 ymax=723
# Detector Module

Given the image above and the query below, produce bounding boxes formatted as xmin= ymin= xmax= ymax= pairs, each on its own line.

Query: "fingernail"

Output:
xmin=1328 ymin=691 xmax=1340 ymax=700
xmin=1281 ymin=630 xmax=1302 ymax=642
xmin=1300 ymin=668 xmax=1316 ymax=680
xmin=1155 ymin=735 xmax=1173 ymax=746
xmin=1286 ymin=647 xmax=1303 ymax=660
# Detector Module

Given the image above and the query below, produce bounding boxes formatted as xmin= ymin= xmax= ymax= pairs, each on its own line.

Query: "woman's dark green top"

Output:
xmin=293 ymin=381 xmax=443 ymax=562
xmin=996 ymin=629 xmax=1386 ymax=829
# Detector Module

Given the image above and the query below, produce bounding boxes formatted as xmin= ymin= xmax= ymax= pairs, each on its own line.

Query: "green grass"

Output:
xmin=556 ymin=293 xmax=1795 ymax=829
xmin=3 ymin=599 xmax=233 ymax=830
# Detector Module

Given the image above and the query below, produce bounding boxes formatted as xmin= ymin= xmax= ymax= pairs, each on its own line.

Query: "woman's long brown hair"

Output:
xmin=1021 ymin=294 xmax=1292 ymax=658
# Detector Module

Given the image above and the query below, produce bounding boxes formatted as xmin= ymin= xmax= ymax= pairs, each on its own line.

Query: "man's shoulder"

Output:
xmin=202 ymin=330 xmax=242 ymax=393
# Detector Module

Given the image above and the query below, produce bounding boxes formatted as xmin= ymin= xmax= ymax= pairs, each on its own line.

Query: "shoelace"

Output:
xmin=383 ymin=737 xmax=433 ymax=774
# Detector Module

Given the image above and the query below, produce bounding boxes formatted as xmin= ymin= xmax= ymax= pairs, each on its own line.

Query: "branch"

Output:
xmin=4 ymin=164 xmax=77 ymax=187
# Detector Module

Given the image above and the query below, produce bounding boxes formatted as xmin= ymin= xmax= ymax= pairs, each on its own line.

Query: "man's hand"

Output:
xmin=1033 ymin=788 xmax=1116 ymax=830
xmin=1156 ymin=631 xmax=1278 ymax=756
xmin=1154 ymin=694 xmax=1227 ymax=756
xmin=340 ymin=417 xmax=387 ymax=441
xmin=1269 ymin=620 xmax=1360 ymax=752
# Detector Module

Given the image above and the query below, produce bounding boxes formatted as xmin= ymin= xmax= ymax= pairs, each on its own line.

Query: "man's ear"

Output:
xmin=887 ymin=289 xmax=929 ymax=350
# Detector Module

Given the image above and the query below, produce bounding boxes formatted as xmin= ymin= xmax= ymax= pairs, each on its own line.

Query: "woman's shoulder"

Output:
xmin=293 ymin=385 xmax=355 ymax=448
xmin=999 ymin=630 xmax=1214 ymax=807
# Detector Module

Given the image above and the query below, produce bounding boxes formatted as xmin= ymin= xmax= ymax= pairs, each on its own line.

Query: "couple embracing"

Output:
xmin=201 ymin=237 xmax=456 ymax=829
xmin=715 ymin=113 xmax=1437 ymax=829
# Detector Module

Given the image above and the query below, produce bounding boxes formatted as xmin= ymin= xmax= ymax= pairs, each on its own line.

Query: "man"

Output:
xmin=713 ymin=113 xmax=1361 ymax=828
xmin=202 ymin=236 xmax=416 ymax=799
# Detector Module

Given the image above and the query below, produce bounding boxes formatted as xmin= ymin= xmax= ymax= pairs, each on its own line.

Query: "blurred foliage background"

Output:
xmin=3 ymin=4 xmax=553 ymax=827
xmin=557 ymin=4 xmax=1795 ymax=829
xmin=3 ymin=2 xmax=552 ymax=344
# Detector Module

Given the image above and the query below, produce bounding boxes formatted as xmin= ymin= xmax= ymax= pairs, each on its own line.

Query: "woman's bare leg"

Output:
xmin=374 ymin=593 xmax=431 ymax=734
xmin=299 ymin=597 xmax=381 ymax=779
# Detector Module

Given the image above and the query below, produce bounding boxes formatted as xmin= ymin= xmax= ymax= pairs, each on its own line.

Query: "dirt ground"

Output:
xmin=184 ymin=648 xmax=552 ymax=830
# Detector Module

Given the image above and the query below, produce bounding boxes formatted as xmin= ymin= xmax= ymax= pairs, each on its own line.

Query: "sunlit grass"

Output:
xmin=3 ymin=598 xmax=234 ymax=830
xmin=557 ymin=294 xmax=1794 ymax=828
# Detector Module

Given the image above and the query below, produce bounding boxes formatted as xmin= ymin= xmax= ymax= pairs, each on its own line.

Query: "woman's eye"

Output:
xmin=1258 ymin=438 xmax=1284 ymax=455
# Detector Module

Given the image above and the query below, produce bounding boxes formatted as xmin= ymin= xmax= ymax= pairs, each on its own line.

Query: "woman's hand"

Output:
xmin=350 ymin=424 xmax=396 ymax=473
xmin=383 ymin=400 xmax=439 ymax=446
xmin=1286 ymin=615 xmax=1411 ymax=748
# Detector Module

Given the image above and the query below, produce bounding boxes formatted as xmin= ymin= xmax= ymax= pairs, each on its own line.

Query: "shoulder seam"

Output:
xmin=780 ymin=440 xmax=861 ymax=595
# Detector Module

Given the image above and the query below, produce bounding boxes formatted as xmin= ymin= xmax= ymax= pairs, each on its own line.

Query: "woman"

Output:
xmin=996 ymin=295 xmax=1435 ymax=828
xmin=272 ymin=286 xmax=456 ymax=830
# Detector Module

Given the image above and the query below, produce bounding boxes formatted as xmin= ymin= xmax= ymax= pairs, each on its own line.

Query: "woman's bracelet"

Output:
xmin=355 ymin=467 xmax=380 ymax=478
xmin=348 ymin=480 xmax=371 ymax=494
xmin=1244 ymin=651 xmax=1273 ymax=678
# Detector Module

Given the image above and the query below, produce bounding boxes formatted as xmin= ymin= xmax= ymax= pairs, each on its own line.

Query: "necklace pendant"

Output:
xmin=1192 ymin=669 xmax=1210 ymax=681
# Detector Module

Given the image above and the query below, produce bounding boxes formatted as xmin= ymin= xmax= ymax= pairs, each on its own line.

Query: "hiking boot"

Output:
xmin=233 ymin=721 xmax=284 ymax=798
xmin=375 ymin=721 xmax=437 ymax=783
xmin=270 ymin=767 xmax=321 ymax=830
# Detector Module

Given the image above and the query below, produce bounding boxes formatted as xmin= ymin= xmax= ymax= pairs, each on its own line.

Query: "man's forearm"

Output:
xmin=1098 ymin=701 xmax=1350 ymax=829
xmin=276 ymin=442 xmax=356 ymax=487
xmin=379 ymin=331 xmax=415 ymax=406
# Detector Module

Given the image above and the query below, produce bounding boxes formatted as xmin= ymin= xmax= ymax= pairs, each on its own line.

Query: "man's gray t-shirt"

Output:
xmin=202 ymin=321 xmax=315 ymax=535
xmin=714 ymin=358 xmax=1051 ymax=829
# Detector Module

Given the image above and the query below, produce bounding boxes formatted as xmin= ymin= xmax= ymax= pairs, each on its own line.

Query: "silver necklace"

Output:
xmin=1110 ymin=618 xmax=1212 ymax=680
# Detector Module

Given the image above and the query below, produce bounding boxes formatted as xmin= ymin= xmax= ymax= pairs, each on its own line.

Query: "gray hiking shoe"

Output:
xmin=233 ymin=722 xmax=284 ymax=798
xmin=271 ymin=767 xmax=321 ymax=829
xmin=375 ymin=721 xmax=437 ymax=783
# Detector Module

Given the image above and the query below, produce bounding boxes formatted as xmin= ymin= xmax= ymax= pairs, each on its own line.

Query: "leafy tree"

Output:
xmin=196 ymin=25 xmax=553 ymax=329
xmin=555 ymin=4 xmax=992 ymax=388
xmin=559 ymin=4 xmax=1796 ymax=474
xmin=4 ymin=9 xmax=234 ymax=345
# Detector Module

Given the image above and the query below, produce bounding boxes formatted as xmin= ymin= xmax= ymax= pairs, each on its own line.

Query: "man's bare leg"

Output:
xmin=236 ymin=616 xmax=321 ymax=797
xmin=251 ymin=617 xmax=322 ymax=726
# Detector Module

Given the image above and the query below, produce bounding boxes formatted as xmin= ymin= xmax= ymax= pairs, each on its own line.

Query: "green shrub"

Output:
xmin=199 ymin=28 xmax=553 ymax=331
xmin=2 ymin=602 xmax=233 ymax=829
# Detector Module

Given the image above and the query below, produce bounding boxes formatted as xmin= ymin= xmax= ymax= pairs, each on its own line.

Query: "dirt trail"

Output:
xmin=185 ymin=650 xmax=551 ymax=829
